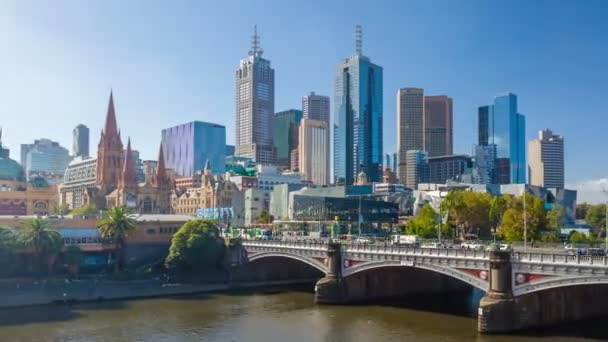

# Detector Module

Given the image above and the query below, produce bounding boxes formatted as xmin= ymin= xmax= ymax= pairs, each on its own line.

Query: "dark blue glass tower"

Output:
xmin=334 ymin=26 xmax=383 ymax=185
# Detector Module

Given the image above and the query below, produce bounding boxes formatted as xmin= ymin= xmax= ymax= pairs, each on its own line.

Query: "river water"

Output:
xmin=0 ymin=287 xmax=606 ymax=342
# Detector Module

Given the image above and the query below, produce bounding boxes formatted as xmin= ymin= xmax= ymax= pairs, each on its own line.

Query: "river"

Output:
xmin=0 ymin=286 xmax=606 ymax=342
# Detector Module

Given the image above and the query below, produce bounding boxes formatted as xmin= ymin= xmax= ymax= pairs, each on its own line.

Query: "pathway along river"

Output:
xmin=0 ymin=286 xmax=606 ymax=342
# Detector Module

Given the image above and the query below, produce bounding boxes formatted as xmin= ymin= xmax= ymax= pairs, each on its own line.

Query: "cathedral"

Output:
xmin=59 ymin=92 xmax=172 ymax=213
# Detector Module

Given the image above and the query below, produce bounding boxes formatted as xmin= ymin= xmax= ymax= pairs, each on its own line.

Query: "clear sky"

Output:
xmin=1 ymin=0 xmax=607 ymax=195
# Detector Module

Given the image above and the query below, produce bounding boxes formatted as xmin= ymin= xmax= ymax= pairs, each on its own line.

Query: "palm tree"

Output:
xmin=20 ymin=218 xmax=63 ymax=274
xmin=97 ymin=207 xmax=136 ymax=273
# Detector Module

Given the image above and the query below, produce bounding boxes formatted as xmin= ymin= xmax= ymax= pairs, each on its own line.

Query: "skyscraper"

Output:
xmin=477 ymin=93 xmax=526 ymax=184
xmin=396 ymin=88 xmax=424 ymax=182
xmin=273 ymin=109 xmax=302 ymax=167
xmin=334 ymin=25 xmax=383 ymax=184
xmin=73 ymin=124 xmax=90 ymax=158
xmin=21 ymin=139 xmax=71 ymax=183
xmin=424 ymin=95 xmax=453 ymax=157
xmin=161 ymin=121 xmax=226 ymax=176
xmin=235 ymin=25 xmax=275 ymax=164
xmin=302 ymin=92 xmax=330 ymax=123
xmin=299 ymin=118 xmax=330 ymax=185
xmin=405 ymin=150 xmax=429 ymax=189
xmin=528 ymin=129 xmax=564 ymax=188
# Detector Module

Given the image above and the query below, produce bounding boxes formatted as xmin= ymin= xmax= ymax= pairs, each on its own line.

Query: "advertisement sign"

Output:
xmin=196 ymin=207 xmax=234 ymax=221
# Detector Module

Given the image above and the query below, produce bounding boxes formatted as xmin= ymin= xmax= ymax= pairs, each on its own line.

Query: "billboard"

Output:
xmin=196 ymin=207 xmax=234 ymax=221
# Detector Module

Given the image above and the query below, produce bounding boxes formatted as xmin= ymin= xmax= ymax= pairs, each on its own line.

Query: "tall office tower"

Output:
xmin=298 ymin=119 xmax=330 ymax=185
xmin=396 ymin=88 xmax=424 ymax=183
xmin=334 ymin=25 xmax=383 ymax=184
xmin=302 ymin=92 xmax=330 ymax=123
xmin=73 ymin=124 xmax=90 ymax=158
xmin=528 ymin=129 xmax=564 ymax=188
xmin=235 ymin=25 xmax=275 ymax=164
xmin=21 ymin=138 xmax=71 ymax=183
xmin=161 ymin=121 xmax=226 ymax=176
xmin=477 ymin=93 xmax=526 ymax=184
xmin=273 ymin=109 xmax=302 ymax=167
xmin=424 ymin=95 xmax=453 ymax=157
xmin=405 ymin=150 xmax=429 ymax=189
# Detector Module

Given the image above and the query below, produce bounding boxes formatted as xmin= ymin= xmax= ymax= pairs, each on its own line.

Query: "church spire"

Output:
xmin=154 ymin=143 xmax=167 ymax=187
xmin=119 ymin=138 xmax=137 ymax=188
xmin=104 ymin=90 xmax=119 ymax=137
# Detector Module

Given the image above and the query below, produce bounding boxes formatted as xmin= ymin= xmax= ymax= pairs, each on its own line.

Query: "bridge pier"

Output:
xmin=478 ymin=246 xmax=515 ymax=333
xmin=314 ymin=242 xmax=345 ymax=304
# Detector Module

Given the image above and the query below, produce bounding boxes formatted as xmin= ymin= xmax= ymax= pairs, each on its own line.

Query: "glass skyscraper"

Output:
xmin=161 ymin=121 xmax=226 ymax=176
xmin=477 ymin=93 xmax=526 ymax=184
xmin=334 ymin=26 xmax=383 ymax=185
xmin=273 ymin=109 xmax=302 ymax=167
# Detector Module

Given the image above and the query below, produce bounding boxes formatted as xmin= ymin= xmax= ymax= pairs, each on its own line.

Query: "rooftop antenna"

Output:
xmin=249 ymin=24 xmax=263 ymax=57
xmin=355 ymin=25 xmax=362 ymax=56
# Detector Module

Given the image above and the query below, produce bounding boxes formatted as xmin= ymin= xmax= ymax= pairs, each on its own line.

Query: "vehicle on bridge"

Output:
xmin=391 ymin=234 xmax=420 ymax=247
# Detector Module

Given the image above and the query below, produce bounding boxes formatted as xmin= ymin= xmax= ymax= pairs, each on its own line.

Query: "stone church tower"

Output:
xmin=96 ymin=91 xmax=124 ymax=193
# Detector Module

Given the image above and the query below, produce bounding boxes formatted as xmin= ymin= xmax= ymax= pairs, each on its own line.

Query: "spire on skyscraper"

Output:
xmin=355 ymin=25 xmax=362 ymax=56
xmin=249 ymin=24 xmax=263 ymax=57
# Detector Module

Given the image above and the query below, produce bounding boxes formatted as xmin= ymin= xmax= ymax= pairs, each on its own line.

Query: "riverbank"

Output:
xmin=0 ymin=277 xmax=318 ymax=309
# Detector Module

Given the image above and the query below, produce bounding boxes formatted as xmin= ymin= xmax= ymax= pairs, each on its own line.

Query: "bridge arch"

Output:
xmin=342 ymin=260 xmax=489 ymax=292
xmin=247 ymin=251 xmax=329 ymax=274
xmin=514 ymin=276 xmax=608 ymax=297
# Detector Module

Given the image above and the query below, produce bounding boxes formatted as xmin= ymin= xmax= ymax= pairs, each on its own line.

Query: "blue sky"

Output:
xmin=1 ymin=0 xmax=607 ymax=191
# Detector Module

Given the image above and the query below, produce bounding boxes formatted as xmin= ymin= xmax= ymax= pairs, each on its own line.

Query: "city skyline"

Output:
xmin=1 ymin=1 xmax=607 ymax=200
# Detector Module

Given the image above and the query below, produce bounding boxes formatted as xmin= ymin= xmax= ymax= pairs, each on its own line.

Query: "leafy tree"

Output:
xmin=97 ymin=206 xmax=136 ymax=273
xmin=546 ymin=204 xmax=566 ymax=231
xmin=586 ymin=204 xmax=606 ymax=234
xmin=541 ymin=232 xmax=561 ymax=243
xmin=569 ymin=231 xmax=588 ymax=244
xmin=71 ymin=204 xmax=98 ymax=216
xmin=19 ymin=218 xmax=63 ymax=274
xmin=489 ymin=195 xmax=508 ymax=229
xmin=257 ymin=210 xmax=274 ymax=224
xmin=441 ymin=191 xmax=492 ymax=238
xmin=576 ymin=203 xmax=591 ymax=220
xmin=54 ymin=203 xmax=71 ymax=216
xmin=0 ymin=227 xmax=18 ymax=276
xmin=499 ymin=208 xmax=524 ymax=241
xmin=407 ymin=204 xmax=439 ymax=238
xmin=498 ymin=193 xmax=545 ymax=242
xmin=165 ymin=220 xmax=226 ymax=271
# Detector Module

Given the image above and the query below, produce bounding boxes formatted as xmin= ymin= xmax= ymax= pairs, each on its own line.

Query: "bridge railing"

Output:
xmin=241 ymin=240 xmax=330 ymax=249
xmin=344 ymin=244 xmax=490 ymax=259
xmin=511 ymin=252 xmax=608 ymax=266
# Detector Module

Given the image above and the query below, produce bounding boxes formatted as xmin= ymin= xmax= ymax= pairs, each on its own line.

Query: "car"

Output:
xmin=461 ymin=242 xmax=484 ymax=250
xmin=499 ymin=243 xmax=512 ymax=251
xmin=354 ymin=236 xmax=374 ymax=244
xmin=421 ymin=242 xmax=446 ymax=249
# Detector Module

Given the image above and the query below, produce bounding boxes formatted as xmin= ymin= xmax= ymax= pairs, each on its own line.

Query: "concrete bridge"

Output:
xmin=239 ymin=240 xmax=608 ymax=333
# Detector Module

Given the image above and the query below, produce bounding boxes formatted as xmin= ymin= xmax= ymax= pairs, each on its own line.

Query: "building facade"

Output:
xmin=477 ymin=93 xmax=526 ymax=184
xmin=235 ymin=26 xmax=275 ymax=164
xmin=334 ymin=26 xmax=383 ymax=185
xmin=396 ymin=88 xmax=424 ymax=183
xmin=528 ymin=129 xmax=565 ymax=188
xmin=73 ymin=124 xmax=90 ymax=158
xmin=428 ymin=155 xmax=472 ymax=184
xmin=302 ymin=92 xmax=330 ymax=123
xmin=161 ymin=121 xmax=226 ymax=177
xmin=273 ymin=109 xmax=302 ymax=167
xmin=298 ymin=118 xmax=330 ymax=185
xmin=21 ymin=139 xmax=71 ymax=184
xmin=405 ymin=150 xmax=429 ymax=189
xmin=424 ymin=95 xmax=453 ymax=157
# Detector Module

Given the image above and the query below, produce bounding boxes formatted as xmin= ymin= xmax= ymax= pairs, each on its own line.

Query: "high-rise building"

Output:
xmin=405 ymin=150 xmax=429 ymax=189
xmin=21 ymin=139 xmax=71 ymax=183
xmin=302 ymin=92 xmax=330 ymax=123
xmin=396 ymin=88 xmax=424 ymax=183
xmin=334 ymin=25 xmax=383 ymax=184
xmin=474 ymin=145 xmax=497 ymax=184
xmin=161 ymin=121 xmax=226 ymax=177
xmin=273 ymin=109 xmax=302 ymax=167
xmin=226 ymin=145 xmax=235 ymax=157
xmin=528 ymin=129 xmax=564 ymax=188
xmin=477 ymin=93 xmax=526 ymax=184
xmin=235 ymin=25 xmax=275 ymax=164
xmin=299 ymin=119 xmax=330 ymax=185
xmin=73 ymin=124 xmax=90 ymax=158
xmin=428 ymin=155 xmax=472 ymax=184
xmin=424 ymin=95 xmax=453 ymax=157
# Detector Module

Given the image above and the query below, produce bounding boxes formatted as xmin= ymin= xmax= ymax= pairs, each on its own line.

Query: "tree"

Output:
xmin=569 ymin=231 xmax=588 ymax=244
xmin=441 ymin=191 xmax=492 ymax=238
xmin=586 ymin=204 xmax=606 ymax=234
xmin=576 ymin=203 xmax=591 ymax=220
xmin=489 ymin=195 xmax=508 ymax=229
xmin=541 ymin=232 xmax=561 ymax=243
xmin=97 ymin=206 xmax=136 ymax=273
xmin=499 ymin=208 xmax=524 ymax=241
xmin=0 ymin=227 xmax=18 ymax=276
xmin=71 ymin=204 xmax=98 ymax=216
xmin=19 ymin=218 xmax=63 ymax=274
xmin=407 ymin=204 xmax=439 ymax=238
xmin=165 ymin=220 xmax=226 ymax=271
xmin=546 ymin=204 xmax=566 ymax=231
xmin=498 ymin=193 xmax=545 ymax=242
xmin=257 ymin=210 xmax=274 ymax=224
xmin=54 ymin=203 xmax=71 ymax=216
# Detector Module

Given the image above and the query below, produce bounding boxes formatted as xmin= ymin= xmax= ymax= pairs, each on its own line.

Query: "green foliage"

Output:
xmin=71 ymin=204 xmax=98 ymax=216
xmin=498 ymin=193 xmax=545 ymax=242
xmin=54 ymin=203 xmax=71 ymax=215
xmin=63 ymin=245 xmax=82 ymax=271
xmin=569 ymin=231 xmax=589 ymax=244
xmin=257 ymin=211 xmax=274 ymax=224
xmin=441 ymin=190 xmax=492 ymax=238
xmin=97 ymin=206 xmax=136 ymax=272
xmin=585 ymin=204 xmax=607 ymax=232
xmin=576 ymin=203 xmax=591 ymax=220
xmin=541 ymin=232 xmax=561 ymax=243
xmin=0 ymin=227 xmax=18 ymax=276
xmin=407 ymin=204 xmax=439 ymax=238
xmin=19 ymin=218 xmax=63 ymax=273
xmin=165 ymin=220 xmax=226 ymax=271
xmin=489 ymin=195 xmax=508 ymax=228
xmin=546 ymin=204 xmax=566 ymax=230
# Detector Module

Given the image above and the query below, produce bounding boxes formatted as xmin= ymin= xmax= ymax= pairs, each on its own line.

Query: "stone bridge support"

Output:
xmin=478 ymin=248 xmax=608 ymax=333
xmin=314 ymin=242 xmax=344 ymax=304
